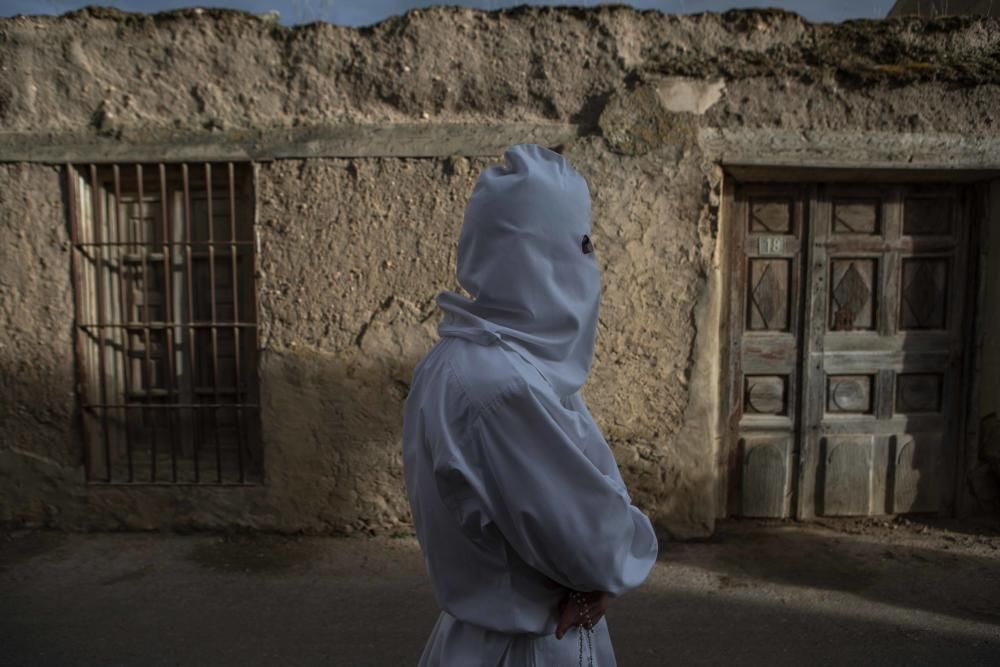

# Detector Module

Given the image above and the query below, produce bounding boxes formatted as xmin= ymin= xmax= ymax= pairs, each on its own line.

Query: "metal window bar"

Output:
xmin=66 ymin=161 xmax=262 ymax=485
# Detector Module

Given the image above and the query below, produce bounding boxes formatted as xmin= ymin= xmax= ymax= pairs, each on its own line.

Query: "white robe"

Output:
xmin=402 ymin=144 xmax=659 ymax=666
xmin=403 ymin=336 xmax=657 ymax=666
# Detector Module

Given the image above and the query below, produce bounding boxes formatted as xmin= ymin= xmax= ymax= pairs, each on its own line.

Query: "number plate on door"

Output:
xmin=758 ymin=236 xmax=784 ymax=255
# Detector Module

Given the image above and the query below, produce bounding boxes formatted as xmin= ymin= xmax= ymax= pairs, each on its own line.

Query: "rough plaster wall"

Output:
xmin=0 ymin=144 xmax=722 ymax=538
xmin=1 ymin=6 xmax=1000 ymax=537
xmin=251 ymin=137 xmax=719 ymax=538
xmin=568 ymin=141 xmax=721 ymax=537
xmin=0 ymin=164 xmax=82 ymax=526
xmin=0 ymin=164 xmax=336 ymax=533
xmin=1 ymin=7 xmax=999 ymax=136
xmin=254 ymin=155 xmax=460 ymax=535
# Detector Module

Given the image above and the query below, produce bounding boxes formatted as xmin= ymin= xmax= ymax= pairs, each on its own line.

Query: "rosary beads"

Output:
xmin=569 ymin=591 xmax=595 ymax=667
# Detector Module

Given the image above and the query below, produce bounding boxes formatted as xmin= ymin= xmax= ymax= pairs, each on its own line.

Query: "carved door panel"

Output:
xmin=797 ymin=184 xmax=969 ymax=518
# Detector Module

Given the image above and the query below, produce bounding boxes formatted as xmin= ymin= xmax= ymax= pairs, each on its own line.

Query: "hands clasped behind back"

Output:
xmin=555 ymin=590 xmax=610 ymax=640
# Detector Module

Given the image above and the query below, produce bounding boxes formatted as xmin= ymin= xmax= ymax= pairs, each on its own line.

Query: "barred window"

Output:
xmin=67 ymin=162 xmax=261 ymax=484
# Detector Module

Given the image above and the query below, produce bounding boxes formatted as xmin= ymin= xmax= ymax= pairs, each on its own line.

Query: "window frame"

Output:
xmin=66 ymin=161 xmax=262 ymax=485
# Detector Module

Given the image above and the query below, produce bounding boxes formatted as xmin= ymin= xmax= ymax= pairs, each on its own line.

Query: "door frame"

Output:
xmin=717 ymin=166 xmax=993 ymax=519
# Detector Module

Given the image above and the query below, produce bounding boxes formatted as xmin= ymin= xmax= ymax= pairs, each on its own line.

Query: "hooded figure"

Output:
xmin=402 ymin=144 xmax=658 ymax=666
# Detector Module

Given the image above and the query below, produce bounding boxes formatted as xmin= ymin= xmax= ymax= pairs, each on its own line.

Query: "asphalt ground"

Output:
xmin=2 ymin=517 xmax=999 ymax=666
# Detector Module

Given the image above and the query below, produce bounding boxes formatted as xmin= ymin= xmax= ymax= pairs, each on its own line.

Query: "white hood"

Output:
xmin=436 ymin=143 xmax=599 ymax=398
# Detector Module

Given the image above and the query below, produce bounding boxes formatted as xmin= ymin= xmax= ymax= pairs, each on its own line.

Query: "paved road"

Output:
xmin=2 ymin=519 xmax=999 ymax=666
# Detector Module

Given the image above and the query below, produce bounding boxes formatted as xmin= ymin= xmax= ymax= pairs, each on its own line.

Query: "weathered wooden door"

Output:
xmin=726 ymin=184 xmax=807 ymax=518
xmin=727 ymin=181 xmax=972 ymax=518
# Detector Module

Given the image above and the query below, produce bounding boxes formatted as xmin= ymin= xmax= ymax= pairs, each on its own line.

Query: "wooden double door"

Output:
xmin=726 ymin=182 xmax=974 ymax=518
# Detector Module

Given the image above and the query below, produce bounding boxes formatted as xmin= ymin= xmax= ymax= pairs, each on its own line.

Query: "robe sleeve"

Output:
xmin=459 ymin=377 xmax=658 ymax=596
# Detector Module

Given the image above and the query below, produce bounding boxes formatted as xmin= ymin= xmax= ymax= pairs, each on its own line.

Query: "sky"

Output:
xmin=1 ymin=1 xmax=900 ymax=27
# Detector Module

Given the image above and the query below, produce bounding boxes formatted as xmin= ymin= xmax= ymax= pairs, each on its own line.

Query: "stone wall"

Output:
xmin=1 ymin=6 xmax=999 ymax=538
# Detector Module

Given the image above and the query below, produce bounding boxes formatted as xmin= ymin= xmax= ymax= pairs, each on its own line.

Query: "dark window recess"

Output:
xmin=67 ymin=161 xmax=262 ymax=484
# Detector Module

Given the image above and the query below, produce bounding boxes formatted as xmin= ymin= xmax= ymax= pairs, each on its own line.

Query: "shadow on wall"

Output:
xmin=261 ymin=334 xmax=707 ymax=539
xmin=1 ymin=320 xmax=710 ymax=538
xmin=610 ymin=434 xmax=719 ymax=541
xmin=0 ymin=342 xmax=425 ymax=534
xmin=245 ymin=342 xmax=425 ymax=535
xmin=0 ymin=353 xmax=86 ymax=527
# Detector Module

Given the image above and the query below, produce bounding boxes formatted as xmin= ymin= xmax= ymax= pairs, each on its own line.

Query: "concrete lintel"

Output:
xmin=700 ymin=128 xmax=1000 ymax=173
xmin=0 ymin=122 xmax=581 ymax=163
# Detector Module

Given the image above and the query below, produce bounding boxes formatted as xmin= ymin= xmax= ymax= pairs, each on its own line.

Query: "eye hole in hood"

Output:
xmin=436 ymin=143 xmax=600 ymax=398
